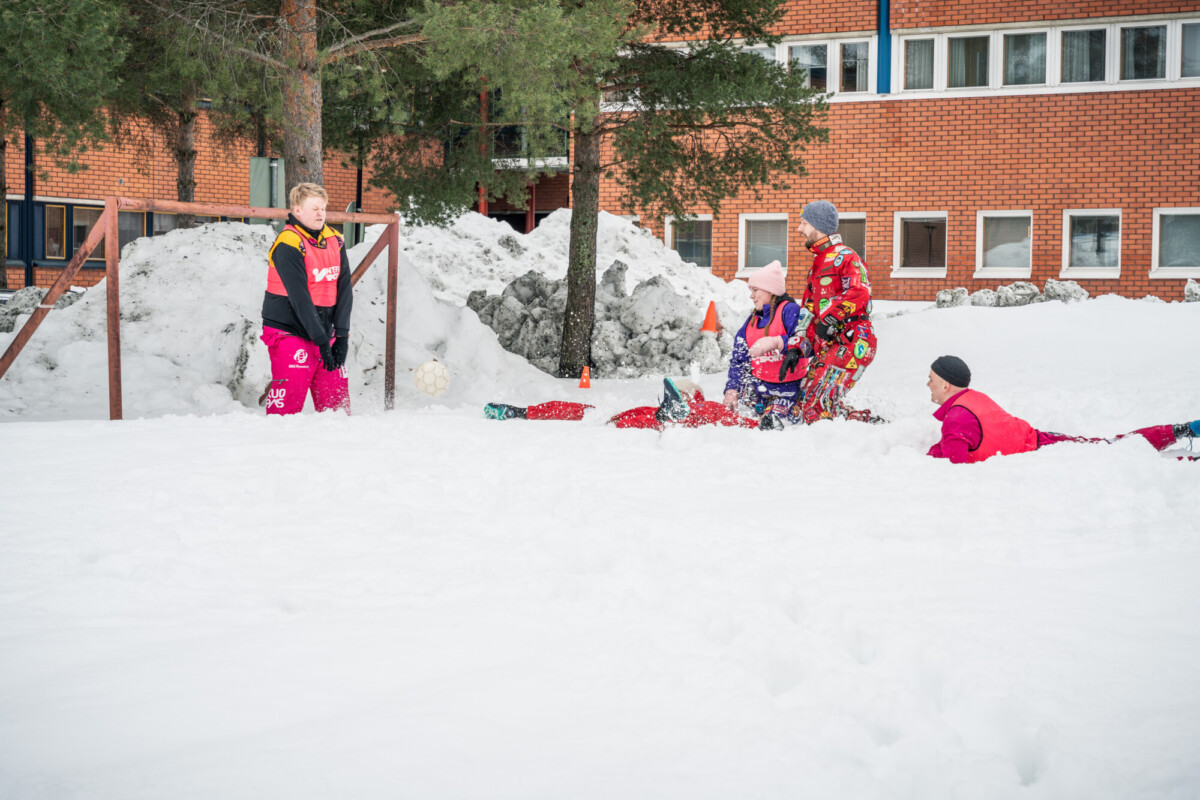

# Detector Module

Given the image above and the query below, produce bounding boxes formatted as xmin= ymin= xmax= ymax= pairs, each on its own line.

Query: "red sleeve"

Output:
xmin=928 ymin=406 xmax=982 ymax=464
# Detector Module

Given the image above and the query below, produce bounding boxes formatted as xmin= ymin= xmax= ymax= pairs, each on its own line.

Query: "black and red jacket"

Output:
xmin=262 ymin=214 xmax=352 ymax=343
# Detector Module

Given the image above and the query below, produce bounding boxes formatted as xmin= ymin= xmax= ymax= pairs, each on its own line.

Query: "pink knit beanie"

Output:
xmin=748 ymin=260 xmax=786 ymax=297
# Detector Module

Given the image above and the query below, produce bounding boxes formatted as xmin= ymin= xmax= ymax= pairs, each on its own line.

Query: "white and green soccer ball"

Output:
xmin=413 ymin=360 xmax=451 ymax=397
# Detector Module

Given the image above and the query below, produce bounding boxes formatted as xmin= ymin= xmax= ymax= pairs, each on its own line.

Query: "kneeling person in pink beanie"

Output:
xmin=721 ymin=260 xmax=812 ymax=429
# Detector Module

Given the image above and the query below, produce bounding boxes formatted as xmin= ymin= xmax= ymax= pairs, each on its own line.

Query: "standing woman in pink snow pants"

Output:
xmin=261 ymin=183 xmax=353 ymax=415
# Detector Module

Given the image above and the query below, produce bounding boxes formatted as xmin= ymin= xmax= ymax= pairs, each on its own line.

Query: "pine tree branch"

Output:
xmin=322 ymin=18 xmax=422 ymax=60
xmin=143 ymin=0 xmax=288 ymax=73
xmin=321 ymin=31 xmax=425 ymax=64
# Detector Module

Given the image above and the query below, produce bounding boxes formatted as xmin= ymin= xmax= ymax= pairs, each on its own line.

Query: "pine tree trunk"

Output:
xmin=557 ymin=122 xmax=600 ymax=379
xmin=0 ymin=103 xmax=8 ymax=291
xmin=175 ymin=86 xmax=198 ymax=229
xmin=281 ymin=0 xmax=323 ymax=194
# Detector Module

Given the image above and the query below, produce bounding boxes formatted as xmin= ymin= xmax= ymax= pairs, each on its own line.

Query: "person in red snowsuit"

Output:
xmin=926 ymin=355 xmax=1199 ymax=462
xmin=484 ymin=379 xmax=759 ymax=430
xmin=795 ymin=201 xmax=877 ymax=424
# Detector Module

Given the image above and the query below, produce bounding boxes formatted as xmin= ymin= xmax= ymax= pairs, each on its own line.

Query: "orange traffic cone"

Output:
xmin=700 ymin=301 xmax=719 ymax=334
xmin=578 ymin=366 xmax=591 ymax=388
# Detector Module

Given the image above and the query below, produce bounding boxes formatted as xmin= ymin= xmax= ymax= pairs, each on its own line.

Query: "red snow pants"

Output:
xmin=262 ymin=327 xmax=350 ymax=416
xmin=526 ymin=401 xmax=592 ymax=421
xmin=799 ymin=323 xmax=877 ymax=424
xmin=1040 ymin=425 xmax=1179 ymax=451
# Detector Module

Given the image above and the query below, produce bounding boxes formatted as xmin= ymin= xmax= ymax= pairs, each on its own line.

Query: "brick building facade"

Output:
xmin=622 ymin=1 xmax=1200 ymax=299
xmin=6 ymin=1 xmax=1200 ymax=301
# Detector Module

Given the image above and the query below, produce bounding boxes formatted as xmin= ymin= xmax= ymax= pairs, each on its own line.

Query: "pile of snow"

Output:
xmin=467 ymin=262 xmax=733 ymax=377
xmin=0 ymin=286 xmax=83 ymax=332
xmin=411 ymin=209 xmax=751 ymax=376
xmin=0 ymin=210 xmax=751 ymax=417
xmin=936 ymin=279 xmax=1090 ymax=309
xmin=0 ymin=221 xmax=548 ymax=420
xmin=397 ymin=209 xmax=747 ymax=312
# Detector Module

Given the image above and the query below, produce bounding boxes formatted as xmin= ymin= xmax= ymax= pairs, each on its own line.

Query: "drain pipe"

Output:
xmin=877 ymin=0 xmax=891 ymax=94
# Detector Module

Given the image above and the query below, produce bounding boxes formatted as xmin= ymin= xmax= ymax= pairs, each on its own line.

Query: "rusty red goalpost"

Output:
xmin=0 ymin=197 xmax=401 ymax=420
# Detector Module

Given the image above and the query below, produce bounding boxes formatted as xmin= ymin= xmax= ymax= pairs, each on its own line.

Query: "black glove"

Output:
xmin=319 ymin=342 xmax=337 ymax=371
xmin=778 ymin=348 xmax=803 ymax=381
xmin=330 ymin=336 xmax=349 ymax=370
xmin=814 ymin=317 xmax=840 ymax=342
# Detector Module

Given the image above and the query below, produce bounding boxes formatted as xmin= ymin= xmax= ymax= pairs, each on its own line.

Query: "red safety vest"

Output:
xmin=266 ymin=224 xmax=344 ymax=307
xmin=952 ymin=390 xmax=1039 ymax=462
xmin=745 ymin=301 xmax=807 ymax=383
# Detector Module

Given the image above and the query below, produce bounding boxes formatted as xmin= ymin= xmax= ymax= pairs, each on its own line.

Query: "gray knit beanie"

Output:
xmin=801 ymin=201 xmax=839 ymax=235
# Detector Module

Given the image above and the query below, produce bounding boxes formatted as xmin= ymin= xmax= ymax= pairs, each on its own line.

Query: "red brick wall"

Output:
xmin=4 ymin=113 xmax=395 ymax=289
xmin=487 ymin=172 xmax=572 ymax=214
xmin=609 ymin=88 xmax=1199 ymax=301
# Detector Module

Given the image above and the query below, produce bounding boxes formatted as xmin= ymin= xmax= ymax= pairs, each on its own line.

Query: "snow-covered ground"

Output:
xmin=2 ymin=213 xmax=1199 ymax=798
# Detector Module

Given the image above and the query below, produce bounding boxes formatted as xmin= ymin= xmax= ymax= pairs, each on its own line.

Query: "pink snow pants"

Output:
xmin=262 ymin=327 xmax=350 ymax=416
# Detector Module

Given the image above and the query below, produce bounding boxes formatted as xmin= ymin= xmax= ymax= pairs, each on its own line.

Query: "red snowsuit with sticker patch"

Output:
xmin=798 ymin=235 xmax=877 ymax=424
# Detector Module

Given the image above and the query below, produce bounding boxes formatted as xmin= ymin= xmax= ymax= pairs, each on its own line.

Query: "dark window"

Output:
xmin=1068 ymin=215 xmax=1120 ymax=269
xmin=901 ymin=218 xmax=946 ymax=269
xmin=1003 ymin=33 xmax=1046 ymax=85
xmin=745 ymin=219 xmax=788 ymax=270
xmin=1183 ymin=23 xmax=1200 ymax=78
xmin=1062 ymin=29 xmax=1106 ymax=83
xmin=904 ymin=39 xmax=934 ymax=90
xmin=671 ymin=219 xmax=713 ymax=268
xmin=1120 ymin=26 xmax=1166 ymax=81
xmin=789 ymin=44 xmax=827 ymax=91
xmin=839 ymin=219 xmax=866 ymax=257
xmin=1159 ymin=213 xmax=1200 ymax=268
xmin=841 ymin=42 xmax=869 ymax=92
xmin=5 ymin=202 xmax=19 ymax=261
xmin=949 ymin=36 xmax=989 ymax=88
xmin=45 ymin=205 xmax=67 ymax=260
xmin=73 ymin=207 xmax=105 ymax=260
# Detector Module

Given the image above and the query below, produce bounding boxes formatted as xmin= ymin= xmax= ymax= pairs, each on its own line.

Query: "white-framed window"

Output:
xmin=1151 ymin=207 xmax=1200 ymax=278
xmin=738 ymin=213 xmax=788 ymax=276
xmin=784 ymin=37 xmax=874 ymax=95
xmin=664 ymin=214 xmax=714 ymax=269
xmin=893 ymin=17 xmax=1200 ymax=97
xmin=1062 ymin=209 xmax=1121 ymax=278
xmin=741 ymin=44 xmax=778 ymax=63
xmin=1003 ymin=30 xmax=1048 ymax=86
xmin=1184 ymin=22 xmax=1200 ymax=77
xmin=838 ymin=212 xmax=867 ymax=257
xmin=892 ymin=211 xmax=947 ymax=278
xmin=902 ymin=37 xmax=936 ymax=90
xmin=1119 ymin=23 xmax=1167 ymax=81
xmin=1061 ymin=26 xmax=1108 ymax=83
xmin=975 ymin=210 xmax=1033 ymax=279
xmin=948 ymin=34 xmax=990 ymax=88
xmin=789 ymin=43 xmax=828 ymax=90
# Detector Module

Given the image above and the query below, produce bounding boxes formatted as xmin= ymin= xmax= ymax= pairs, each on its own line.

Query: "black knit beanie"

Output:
xmin=931 ymin=355 xmax=971 ymax=387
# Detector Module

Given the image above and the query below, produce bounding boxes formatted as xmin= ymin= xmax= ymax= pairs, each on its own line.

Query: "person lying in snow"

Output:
xmin=721 ymin=260 xmax=809 ymax=430
xmin=927 ymin=355 xmax=1199 ymax=463
xmin=484 ymin=378 xmax=759 ymax=430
